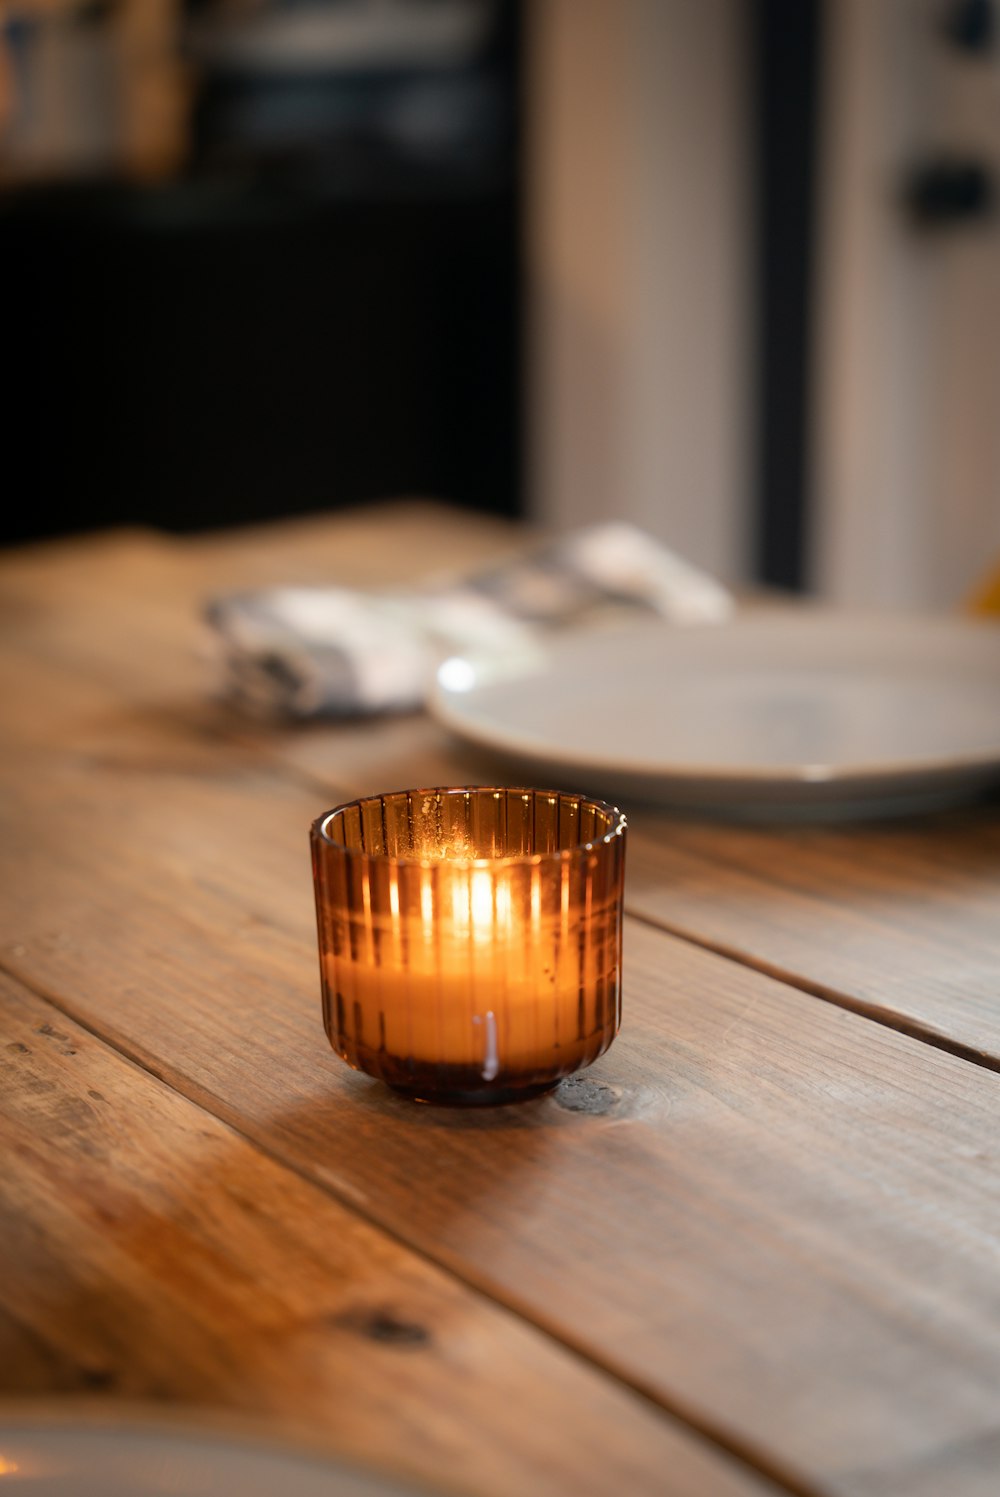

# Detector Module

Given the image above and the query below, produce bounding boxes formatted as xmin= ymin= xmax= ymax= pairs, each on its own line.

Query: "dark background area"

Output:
xmin=3 ymin=0 xmax=835 ymax=592
xmin=3 ymin=0 xmax=522 ymax=545
xmin=751 ymin=0 xmax=822 ymax=593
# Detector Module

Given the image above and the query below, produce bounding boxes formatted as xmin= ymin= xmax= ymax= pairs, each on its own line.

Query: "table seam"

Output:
xmin=624 ymin=905 xmax=1000 ymax=1075
xmin=0 ymin=954 xmax=824 ymax=1497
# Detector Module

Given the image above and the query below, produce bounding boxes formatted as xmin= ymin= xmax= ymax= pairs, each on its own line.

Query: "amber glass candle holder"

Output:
xmin=311 ymin=786 xmax=626 ymax=1105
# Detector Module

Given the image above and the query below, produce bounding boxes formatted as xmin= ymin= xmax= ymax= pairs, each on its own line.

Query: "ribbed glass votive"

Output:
xmin=311 ymin=786 xmax=626 ymax=1104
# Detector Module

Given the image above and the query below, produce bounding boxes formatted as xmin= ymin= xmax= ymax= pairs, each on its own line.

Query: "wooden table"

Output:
xmin=3 ymin=501 xmax=1000 ymax=1497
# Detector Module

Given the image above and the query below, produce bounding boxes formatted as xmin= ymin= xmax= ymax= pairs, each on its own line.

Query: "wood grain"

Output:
xmin=4 ymin=748 xmax=1000 ymax=1496
xmin=624 ymin=807 xmax=1000 ymax=1067
xmin=0 ymin=971 xmax=769 ymax=1497
xmin=5 ymin=509 xmax=1000 ymax=1071
xmin=7 ymin=507 xmax=1000 ymax=1496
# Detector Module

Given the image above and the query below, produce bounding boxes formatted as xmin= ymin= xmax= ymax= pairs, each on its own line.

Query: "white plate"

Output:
xmin=0 ymin=1412 xmax=429 ymax=1497
xmin=429 ymin=611 xmax=1000 ymax=819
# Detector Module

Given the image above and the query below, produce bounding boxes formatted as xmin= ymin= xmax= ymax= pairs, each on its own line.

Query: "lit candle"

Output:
xmin=311 ymin=787 xmax=626 ymax=1105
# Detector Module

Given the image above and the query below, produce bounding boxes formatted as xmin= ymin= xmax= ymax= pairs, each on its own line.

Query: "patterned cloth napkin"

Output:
xmin=205 ymin=522 xmax=733 ymax=718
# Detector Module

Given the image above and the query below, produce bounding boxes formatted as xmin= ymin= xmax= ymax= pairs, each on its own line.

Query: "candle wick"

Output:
xmin=481 ymin=1010 xmax=500 ymax=1081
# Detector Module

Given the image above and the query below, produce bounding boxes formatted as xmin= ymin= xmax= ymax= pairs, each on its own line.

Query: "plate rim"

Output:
xmin=428 ymin=611 xmax=1000 ymax=791
xmin=0 ymin=1399 xmax=436 ymax=1497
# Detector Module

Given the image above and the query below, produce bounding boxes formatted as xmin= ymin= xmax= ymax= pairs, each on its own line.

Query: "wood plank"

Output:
xmin=624 ymin=807 xmax=1000 ymax=1066
xmin=4 ymin=750 xmax=1000 ymax=1496
xmin=0 ymin=971 xmax=766 ymax=1497
xmin=0 ymin=502 xmax=522 ymax=594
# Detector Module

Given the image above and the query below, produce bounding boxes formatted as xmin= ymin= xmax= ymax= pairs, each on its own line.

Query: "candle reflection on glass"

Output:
xmin=311 ymin=787 xmax=626 ymax=1105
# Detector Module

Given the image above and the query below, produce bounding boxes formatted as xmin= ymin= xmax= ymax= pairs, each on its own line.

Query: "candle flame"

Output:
xmin=471 ymin=869 xmax=494 ymax=933
xmin=450 ymin=873 xmax=469 ymax=932
xmin=446 ymin=868 xmax=498 ymax=943
xmin=420 ymin=869 xmax=434 ymax=929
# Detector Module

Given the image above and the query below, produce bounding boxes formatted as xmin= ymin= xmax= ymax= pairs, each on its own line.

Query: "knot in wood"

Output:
xmin=555 ymin=1076 xmax=621 ymax=1116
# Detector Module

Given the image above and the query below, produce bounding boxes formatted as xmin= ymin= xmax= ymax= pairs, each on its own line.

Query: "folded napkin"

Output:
xmin=206 ymin=522 xmax=733 ymax=718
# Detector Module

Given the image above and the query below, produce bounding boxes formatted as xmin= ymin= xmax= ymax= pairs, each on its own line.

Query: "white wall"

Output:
xmin=811 ymin=0 xmax=1000 ymax=609
xmin=525 ymin=0 xmax=752 ymax=584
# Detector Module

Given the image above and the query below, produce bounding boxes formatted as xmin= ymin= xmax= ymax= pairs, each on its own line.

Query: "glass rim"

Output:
xmin=310 ymin=785 xmax=627 ymax=869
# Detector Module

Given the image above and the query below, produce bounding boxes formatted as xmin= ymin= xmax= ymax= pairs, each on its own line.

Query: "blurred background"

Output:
xmin=2 ymin=0 xmax=998 ymax=608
